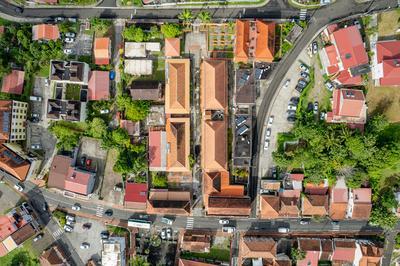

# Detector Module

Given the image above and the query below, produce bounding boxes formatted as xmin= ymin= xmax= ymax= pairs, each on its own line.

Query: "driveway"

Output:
xmin=100 ymin=148 xmax=123 ymax=205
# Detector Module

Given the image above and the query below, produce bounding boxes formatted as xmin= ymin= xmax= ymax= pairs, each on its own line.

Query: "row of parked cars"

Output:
xmin=264 ymin=115 xmax=274 ymax=150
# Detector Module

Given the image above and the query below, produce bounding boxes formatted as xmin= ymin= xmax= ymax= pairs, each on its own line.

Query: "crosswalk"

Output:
xmin=332 ymin=224 xmax=340 ymax=231
xmin=299 ymin=9 xmax=307 ymax=21
xmin=96 ymin=205 xmax=104 ymax=217
xmin=52 ymin=228 xmax=63 ymax=239
xmin=186 ymin=217 xmax=194 ymax=229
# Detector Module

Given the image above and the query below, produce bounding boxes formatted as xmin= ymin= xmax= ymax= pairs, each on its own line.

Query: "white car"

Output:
xmin=166 ymin=228 xmax=172 ymax=239
xmin=100 ymin=109 xmax=110 ymax=114
xmin=219 ymin=219 xmax=229 ymax=225
xmin=265 ymin=128 xmax=271 ymax=138
xmin=300 ymin=63 xmax=309 ymax=72
xmin=267 ymin=116 xmax=274 ymax=126
xmin=64 ymin=38 xmax=74 ymax=43
xmin=160 ymin=229 xmax=166 ymax=240
xmin=66 ymin=215 xmax=75 ymax=222
xmin=65 ymin=32 xmax=76 ymax=38
xmin=66 ymin=219 xmax=74 ymax=226
xmin=353 ymin=20 xmax=361 ymax=29
xmin=63 ymin=48 xmax=73 ymax=55
xmin=264 ymin=139 xmax=270 ymax=150
xmin=325 ymin=81 xmax=334 ymax=91
xmin=278 ymin=227 xmax=290 ymax=233
xmin=283 ymin=79 xmax=290 ymax=88
xmin=80 ymin=243 xmax=90 ymax=249
xmin=64 ymin=225 xmax=73 ymax=232
xmin=14 ymin=184 xmax=24 ymax=192
xmin=288 ymin=104 xmax=297 ymax=111
xmin=222 ymin=226 xmax=236 ymax=233
xmin=72 ymin=204 xmax=81 ymax=211
xmin=44 ymin=79 xmax=49 ymax=86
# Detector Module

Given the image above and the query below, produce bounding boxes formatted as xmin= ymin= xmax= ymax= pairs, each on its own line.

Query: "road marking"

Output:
xmin=96 ymin=205 xmax=104 ymax=217
xmin=186 ymin=217 xmax=194 ymax=229
xmin=299 ymin=9 xmax=307 ymax=21
xmin=332 ymin=224 xmax=340 ymax=231
xmin=52 ymin=228 xmax=63 ymax=239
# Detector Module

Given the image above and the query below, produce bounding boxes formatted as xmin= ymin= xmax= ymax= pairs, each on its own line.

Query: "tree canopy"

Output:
xmin=160 ymin=23 xmax=182 ymax=38
xmin=117 ymin=95 xmax=150 ymax=121
xmin=123 ymin=25 xmax=145 ymax=42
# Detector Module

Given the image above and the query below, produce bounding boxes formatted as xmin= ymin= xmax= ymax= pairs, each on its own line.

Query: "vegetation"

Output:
xmin=113 ymin=144 xmax=147 ymax=176
xmin=197 ymin=11 xmax=212 ymax=23
xmin=89 ymin=18 xmax=112 ymax=37
xmin=65 ymin=84 xmax=81 ymax=101
xmin=0 ymin=246 xmax=39 ymax=266
xmin=396 ymin=233 xmax=400 ymax=249
xmin=291 ymin=247 xmax=306 ymax=263
xmin=59 ymin=0 xmax=97 ymax=5
xmin=178 ymin=9 xmax=194 ymax=25
xmin=160 ymin=23 xmax=183 ymax=38
xmin=86 ymin=100 xmax=113 ymax=122
xmin=107 ymin=225 xmax=129 ymax=236
xmin=59 ymin=21 xmax=78 ymax=33
xmin=49 ymin=121 xmax=88 ymax=151
xmin=151 ymin=172 xmax=168 ymax=188
xmin=130 ymin=256 xmax=150 ymax=266
xmin=53 ymin=210 xmax=67 ymax=227
xmin=181 ymin=248 xmax=231 ymax=262
xmin=232 ymin=168 xmax=249 ymax=178
xmin=117 ymin=95 xmax=151 ymax=121
xmin=123 ymin=25 xmax=145 ymax=42
xmin=272 ymin=112 xmax=400 ymax=229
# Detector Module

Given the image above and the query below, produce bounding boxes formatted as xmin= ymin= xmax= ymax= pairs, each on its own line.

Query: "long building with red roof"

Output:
xmin=373 ymin=40 xmax=400 ymax=86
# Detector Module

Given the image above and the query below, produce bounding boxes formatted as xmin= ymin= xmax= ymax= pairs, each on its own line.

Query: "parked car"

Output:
xmin=283 ymin=79 xmax=291 ymax=88
xmin=66 ymin=214 xmax=75 ymax=222
xmin=222 ymin=226 xmax=236 ymax=233
xmin=287 ymin=104 xmax=297 ymax=111
xmin=295 ymin=85 xmax=303 ymax=93
xmin=300 ymin=71 xmax=309 ymax=79
xmin=300 ymin=219 xmax=310 ymax=225
xmin=63 ymin=49 xmax=73 ymax=55
xmin=219 ymin=219 xmax=229 ymax=225
xmin=105 ymin=209 xmax=113 ymax=217
xmin=80 ymin=156 xmax=86 ymax=166
xmin=353 ymin=20 xmax=361 ymax=29
xmin=68 ymin=17 xmax=77 ymax=23
xmin=160 ymin=229 xmax=166 ymax=240
xmin=267 ymin=116 xmax=274 ymax=126
xmin=290 ymin=97 xmax=299 ymax=105
xmin=312 ymin=41 xmax=318 ymax=54
xmin=14 ymin=183 xmax=24 ymax=192
xmin=64 ymin=38 xmax=75 ymax=43
xmin=66 ymin=219 xmax=74 ymax=226
xmin=55 ymin=17 xmax=65 ymax=22
xmin=80 ymin=242 xmax=90 ymax=249
xmin=109 ymin=70 xmax=116 ymax=80
xmin=161 ymin=217 xmax=173 ymax=225
xmin=31 ymin=144 xmax=41 ymax=149
xmin=82 ymin=223 xmax=91 ymax=230
xmin=265 ymin=128 xmax=271 ymax=138
xmin=287 ymin=115 xmax=296 ymax=123
xmin=166 ymin=228 xmax=172 ymax=239
xmin=15 ymin=7 xmax=23 ymax=14
xmin=100 ymin=109 xmax=110 ymax=114
xmin=325 ymin=81 xmax=334 ymax=91
xmin=72 ymin=203 xmax=81 ymax=211
xmin=100 ymin=231 xmax=109 ymax=239
xmin=65 ymin=32 xmax=76 ymax=38
xmin=287 ymin=110 xmax=296 ymax=116
xmin=300 ymin=63 xmax=309 ymax=72
xmin=298 ymin=79 xmax=308 ymax=88
xmin=44 ymin=79 xmax=49 ymax=86
xmin=320 ymin=111 xmax=326 ymax=121
xmin=113 ymin=185 xmax=122 ymax=192
xmin=278 ymin=227 xmax=290 ymax=233
xmin=64 ymin=225 xmax=73 ymax=233
xmin=331 ymin=220 xmax=340 ymax=226
xmin=264 ymin=139 xmax=270 ymax=150
xmin=313 ymin=101 xmax=319 ymax=114
xmin=33 ymin=233 xmax=43 ymax=242
xmin=86 ymin=159 xmax=92 ymax=167
xmin=30 ymin=96 xmax=42 ymax=101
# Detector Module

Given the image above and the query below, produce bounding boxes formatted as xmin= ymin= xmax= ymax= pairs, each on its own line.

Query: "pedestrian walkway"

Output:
xmin=299 ymin=9 xmax=307 ymax=20
xmin=52 ymin=228 xmax=63 ymax=239
xmin=96 ymin=205 xmax=104 ymax=217
xmin=186 ymin=217 xmax=194 ymax=229
xmin=332 ymin=223 xmax=340 ymax=231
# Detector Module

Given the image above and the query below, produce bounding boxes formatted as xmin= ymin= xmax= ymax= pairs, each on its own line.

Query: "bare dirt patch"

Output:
xmin=378 ymin=10 xmax=400 ymax=39
xmin=366 ymin=85 xmax=400 ymax=122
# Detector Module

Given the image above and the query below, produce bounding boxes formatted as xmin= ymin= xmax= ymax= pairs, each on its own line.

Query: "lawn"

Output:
xmin=132 ymin=58 xmax=165 ymax=82
xmin=0 ymin=246 xmax=39 ymax=266
xmin=378 ymin=10 xmax=400 ymax=38
xmin=65 ymin=84 xmax=81 ymax=101
xmin=37 ymin=63 xmax=50 ymax=78
xmin=180 ymin=248 xmax=231 ymax=262
xmin=366 ymin=85 xmax=400 ymax=122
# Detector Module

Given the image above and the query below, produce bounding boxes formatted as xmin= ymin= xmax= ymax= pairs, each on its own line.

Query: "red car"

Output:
xmin=86 ymin=159 xmax=92 ymax=167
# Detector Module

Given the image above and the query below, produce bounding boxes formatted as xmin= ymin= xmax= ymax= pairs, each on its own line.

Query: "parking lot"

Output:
xmin=258 ymin=48 xmax=312 ymax=177
xmin=0 ymin=183 xmax=22 ymax=214
xmin=101 ymin=148 xmax=124 ymax=205
xmin=64 ymin=215 xmax=106 ymax=263
xmin=64 ymin=24 xmax=93 ymax=56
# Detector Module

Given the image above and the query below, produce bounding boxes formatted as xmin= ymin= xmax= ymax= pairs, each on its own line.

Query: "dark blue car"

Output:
xmin=109 ymin=70 xmax=115 ymax=80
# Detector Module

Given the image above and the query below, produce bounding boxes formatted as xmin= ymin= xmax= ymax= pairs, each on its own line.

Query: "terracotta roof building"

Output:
xmin=148 ymin=130 xmax=167 ymax=171
xmin=234 ymin=19 xmax=275 ymax=63
xmin=147 ymin=189 xmax=191 ymax=215
xmin=0 ymin=144 xmax=30 ymax=181
xmin=200 ymin=60 xmax=227 ymax=111
xmin=304 ymin=179 xmax=329 ymax=195
xmin=330 ymin=178 xmax=348 ymax=220
xmin=93 ymin=38 xmax=111 ymax=65
xmin=165 ymin=59 xmax=190 ymax=114
xmin=207 ymin=196 xmax=251 ymax=216
xmin=302 ymin=194 xmax=329 ymax=217
xmin=124 ymin=182 xmax=147 ymax=210
xmin=165 ymin=38 xmax=180 ymax=57
xmin=238 ymin=236 xmax=278 ymax=265
xmin=327 ymin=89 xmax=367 ymax=126
xmin=1 ymin=70 xmax=25 ymax=95
xmin=40 ymin=243 xmax=70 ymax=266
xmin=178 ymin=259 xmax=217 ymax=266
xmin=181 ymin=232 xmax=211 ymax=253
xmin=358 ymin=243 xmax=383 ymax=266
xmin=201 ymin=119 xmax=227 ymax=172
xmin=320 ymin=25 xmax=369 ymax=86
xmin=130 ymin=81 xmax=163 ymax=101
xmin=348 ymin=188 xmax=372 ymax=220
xmin=260 ymin=194 xmax=301 ymax=219
xmin=166 ymin=117 xmax=190 ymax=173
xmin=32 ymin=24 xmax=60 ymax=41
xmin=297 ymin=238 xmax=321 ymax=266
xmin=332 ymin=239 xmax=357 ymax=265
xmin=0 ymin=101 xmax=28 ymax=142
xmin=373 ymin=40 xmax=400 ymax=86
xmin=88 ymin=71 xmax=110 ymax=101
xmin=48 ymin=155 xmax=96 ymax=196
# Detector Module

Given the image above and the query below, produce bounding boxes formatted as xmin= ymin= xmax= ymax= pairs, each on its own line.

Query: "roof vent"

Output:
xmin=345 ymin=53 xmax=352 ymax=59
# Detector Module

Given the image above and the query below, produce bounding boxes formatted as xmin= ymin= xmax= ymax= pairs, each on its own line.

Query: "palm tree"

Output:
xmin=178 ymin=9 xmax=194 ymax=25
xmin=197 ymin=11 xmax=211 ymax=24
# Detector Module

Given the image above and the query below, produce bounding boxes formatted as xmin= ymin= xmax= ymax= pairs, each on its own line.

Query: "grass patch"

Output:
xmin=107 ymin=225 xmax=129 ymax=236
xmin=378 ymin=10 xmax=400 ymax=38
xmin=277 ymin=132 xmax=297 ymax=152
xmin=37 ymin=63 xmax=50 ymax=78
xmin=65 ymin=84 xmax=81 ymax=101
xmin=0 ymin=246 xmax=39 ymax=266
xmin=151 ymin=172 xmax=168 ymax=188
xmin=181 ymin=248 xmax=231 ymax=262
xmin=58 ymin=0 xmax=97 ymax=5
xmin=132 ymin=58 xmax=165 ymax=82
xmin=366 ymin=85 xmax=400 ymax=122
xmin=287 ymin=0 xmax=321 ymax=9
xmin=53 ymin=210 xmax=67 ymax=227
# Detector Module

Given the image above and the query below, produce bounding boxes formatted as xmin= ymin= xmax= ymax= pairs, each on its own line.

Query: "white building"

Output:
xmin=101 ymin=237 xmax=126 ymax=266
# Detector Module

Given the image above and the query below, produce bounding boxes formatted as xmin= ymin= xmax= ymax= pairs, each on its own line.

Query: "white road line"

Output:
xmin=52 ymin=228 xmax=63 ymax=239
xmin=96 ymin=205 xmax=104 ymax=217
xmin=186 ymin=217 xmax=194 ymax=229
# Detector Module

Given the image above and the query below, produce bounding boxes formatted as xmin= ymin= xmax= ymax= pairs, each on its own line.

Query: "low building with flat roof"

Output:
xmin=124 ymin=182 xmax=147 ymax=210
xmin=101 ymin=237 xmax=126 ymax=266
xmin=0 ymin=100 xmax=28 ymax=142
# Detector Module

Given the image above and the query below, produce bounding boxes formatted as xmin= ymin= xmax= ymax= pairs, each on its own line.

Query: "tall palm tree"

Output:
xmin=178 ymin=9 xmax=194 ymax=25
xmin=197 ymin=11 xmax=211 ymax=24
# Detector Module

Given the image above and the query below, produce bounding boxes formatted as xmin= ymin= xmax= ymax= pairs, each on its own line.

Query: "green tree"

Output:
xmin=111 ymin=128 xmax=131 ymax=148
xmin=291 ymin=247 xmax=306 ymax=263
xmin=59 ymin=21 xmax=76 ymax=33
xmin=49 ymin=123 xmax=82 ymax=151
xmin=152 ymin=172 xmax=168 ymax=188
xmin=369 ymin=205 xmax=398 ymax=230
xmin=345 ymin=170 xmax=368 ymax=189
xmin=160 ymin=23 xmax=182 ymax=38
xmin=197 ymin=11 xmax=211 ymax=23
xmin=89 ymin=117 xmax=107 ymax=139
xmin=131 ymin=256 xmax=150 ymax=266
xmin=178 ymin=9 xmax=194 ymax=25
xmin=123 ymin=25 xmax=145 ymax=42
xmin=147 ymin=25 xmax=162 ymax=40
xmin=90 ymin=18 xmax=112 ymax=35
xmin=117 ymin=95 xmax=150 ymax=121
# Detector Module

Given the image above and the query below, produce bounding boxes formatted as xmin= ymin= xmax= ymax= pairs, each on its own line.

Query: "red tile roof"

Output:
xmin=48 ymin=155 xmax=71 ymax=190
xmin=332 ymin=240 xmax=356 ymax=263
xmin=1 ymin=70 xmax=24 ymax=95
xmin=88 ymin=71 xmax=110 ymax=101
xmin=333 ymin=89 xmax=365 ymax=117
xmin=332 ymin=25 xmax=368 ymax=70
xmin=254 ymin=20 xmax=275 ymax=62
xmin=178 ymin=259 xmax=216 ymax=266
xmin=376 ymin=40 xmax=400 ymax=86
xmin=149 ymin=130 xmax=163 ymax=169
xmin=165 ymin=38 xmax=180 ymax=57
xmin=335 ymin=70 xmax=363 ymax=85
xmin=0 ymin=144 xmax=30 ymax=181
xmin=234 ymin=20 xmax=250 ymax=62
xmin=93 ymin=38 xmax=110 ymax=65
xmin=0 ymin=216 xmax=16 ymax=240
xmin=324 ymin=45 xmax=340 ymax=75
xmin=32 ymin=24 xmax=60 ymax=41
xmin=297 ymin=251 xmax=319 ymax=266
xmin=124 ymin=183 xmax=147 ymax=203
xmin=64 ymin=167 xmax=93 ymax=195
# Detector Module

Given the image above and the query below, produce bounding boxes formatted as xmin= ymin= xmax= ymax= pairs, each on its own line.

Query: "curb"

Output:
xmin=115 ymin=0 xmax=270 ymax=9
